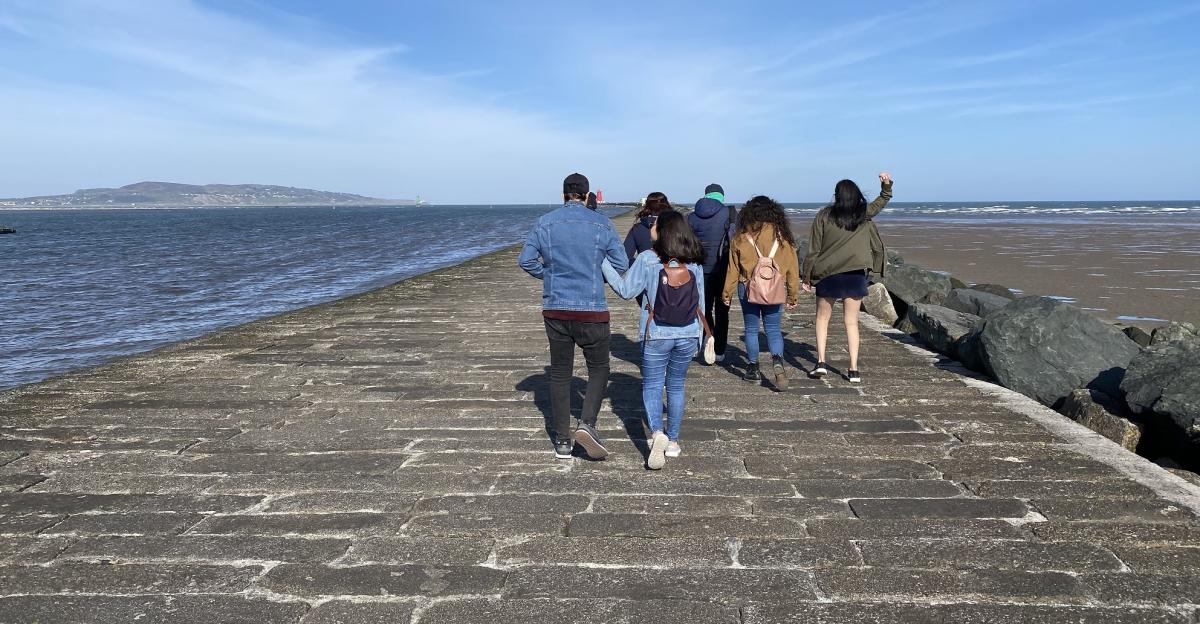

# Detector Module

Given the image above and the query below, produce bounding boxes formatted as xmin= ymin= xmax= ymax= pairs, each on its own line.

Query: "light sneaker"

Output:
xmin=574 ymin=422 xmax=609 ymax=460
xmin=665 ymin=440 xmax=682 ymax=458
xmin=647 ymin=431 xmax=668 ymax=470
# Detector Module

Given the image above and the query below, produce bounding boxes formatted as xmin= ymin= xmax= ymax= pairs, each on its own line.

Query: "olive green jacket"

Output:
xmin=801 ymin=181 xmax=892 ymax=284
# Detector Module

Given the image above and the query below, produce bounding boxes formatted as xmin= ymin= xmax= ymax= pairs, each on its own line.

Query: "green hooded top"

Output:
xmin=801 ymin=181 xmax=893 ymax=284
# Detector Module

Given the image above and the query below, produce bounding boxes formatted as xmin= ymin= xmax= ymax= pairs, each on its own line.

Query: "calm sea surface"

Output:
xmin=3 ymin=201 xmax=1198 ymax=390
xmin=0 ymin=205 xmax=597 ymax=390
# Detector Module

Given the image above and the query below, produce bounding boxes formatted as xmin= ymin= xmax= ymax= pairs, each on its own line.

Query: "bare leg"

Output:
xmin=844 ymin=297 xmax=862 ymax=370
xmin=815 ymin=297 xmax=834 ymax=364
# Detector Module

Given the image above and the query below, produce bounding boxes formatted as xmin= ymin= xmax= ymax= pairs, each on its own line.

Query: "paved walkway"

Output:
xmin=2 ymin=215 xmax=1199 ymax=623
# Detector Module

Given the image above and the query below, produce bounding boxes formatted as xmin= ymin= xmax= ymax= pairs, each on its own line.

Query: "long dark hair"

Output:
xmin=636 ymin=191 xmax=671 ymax=219
xmin=828 ymin=179 xmax=868 ymax=230
xmin=652 ymin=210 xmax=705 ymax=265
xmin=735 ymin=195 xmax=796 ymax=247
xmin=586 ymin=192 xmax=598 ymax=210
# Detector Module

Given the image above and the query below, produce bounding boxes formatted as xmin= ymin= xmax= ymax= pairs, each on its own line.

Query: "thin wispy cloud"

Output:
xmin=0 ymin=0 xmax=1196 ymax=201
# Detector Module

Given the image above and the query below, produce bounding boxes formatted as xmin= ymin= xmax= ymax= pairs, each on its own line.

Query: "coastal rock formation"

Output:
xmin=886 ymin=248 xmax=904 ymax=267
xmin=1122 ymin=326 xmax=1153 ymax=347
xmin=906 ymin=304 xmax=980 ymax=358
xmin=878 ymin=264 xmax=953 ymax=315
xmin=949 ymin=276 xmax=968 ymax=290
xmin=863 ymin=283 xmax=899 ymax=325
xmin=1121 ymin=341 xmax=1200 ymax=440
xmin=970 ymin=283 xmax=1018 ymax=300
xmin=1061 ymin=388 xmax=1142 ymax=451
xmin=1150 ymin=322 xmax=1198 ymax=349
xmin=945 ymin=288 xmax=1011 ymax=318
xmin=980 ymin=297 xmax=1139 ymax=407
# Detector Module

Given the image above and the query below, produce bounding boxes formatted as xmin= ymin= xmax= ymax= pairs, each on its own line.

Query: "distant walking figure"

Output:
xmin=802 ymin=172 xmax=893 ymax=383
xmin=603 ymin=210 xmax=708 ymax=469
xmin=624 ymin=192 xmax=671 ymax=261
xmin=586 ymin=191 xmax=599 ymax=210
xmin=518 ymin=173 xmax=629 ymax=460
xmin=722 ymin=196 xmax=800 ymax=390
xmin=688 ymin=183 xmax=738 ymax=364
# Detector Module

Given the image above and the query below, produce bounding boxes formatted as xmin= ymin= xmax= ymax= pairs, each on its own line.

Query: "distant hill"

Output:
xmin=0 ymin=182 xmax=411 ymax=208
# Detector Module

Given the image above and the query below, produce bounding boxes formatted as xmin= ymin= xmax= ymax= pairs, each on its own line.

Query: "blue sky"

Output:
xmin=1 ymin=0 xmax=1197 ymax=203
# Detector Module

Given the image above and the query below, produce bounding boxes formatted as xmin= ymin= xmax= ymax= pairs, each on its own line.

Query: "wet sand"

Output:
xmin=875 ymin=220 xmax=1200 ymax=328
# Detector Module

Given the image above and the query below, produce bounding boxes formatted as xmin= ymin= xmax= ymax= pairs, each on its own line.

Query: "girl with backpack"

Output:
xmin=802 ymin=172 xmax=893 ymax=384
xmin=721 ymin=195 xmax=800 ymax=389
xmin=602 ymin=209 xmax=710 ymax=470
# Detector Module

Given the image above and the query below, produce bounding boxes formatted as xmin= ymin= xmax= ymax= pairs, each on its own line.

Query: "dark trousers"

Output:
xmin=704 ymin=268 xmax=731 ymax=355
xmin=544 ymin=318 xmax=611 ymax=441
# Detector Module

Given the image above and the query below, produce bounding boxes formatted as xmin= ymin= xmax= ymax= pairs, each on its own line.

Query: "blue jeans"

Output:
xmin=739 ymin=283 xmax=783 ymax=364
xmin=641 ymin=338 xmax=697 ymax=441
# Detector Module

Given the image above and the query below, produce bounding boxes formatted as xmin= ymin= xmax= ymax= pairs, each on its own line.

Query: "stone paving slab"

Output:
xmin=2 ymin=215 xmax=1200 ymax=622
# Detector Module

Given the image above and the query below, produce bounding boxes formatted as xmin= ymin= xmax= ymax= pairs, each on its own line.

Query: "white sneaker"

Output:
xmin=665 ymin=440 xmax=682 ymax=458
xmin=647 ymin=431 xmax=668 ymax=470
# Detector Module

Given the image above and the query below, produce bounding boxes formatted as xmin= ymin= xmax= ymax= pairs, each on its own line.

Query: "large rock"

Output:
xmin=1122 ymin=326 xmax=1152 ymax=347
xmin=1121 ymin=341 xmax=1200 ymax=440
xmin=863 ymin=283 xmax=899 ymax=325
xmin=885 ymin=248 xmax=904 ymax=267
xmin=878 ymin=264 xmax=953 ymax=311
xmin=1060 ymin=389 xmax=1142 ymax=452
xmin=980 ymin=297 xmax=1140 ymax=408
xmin=956 ymin=328 xmax=986 ymax=372
xmin=971 ymin=283 xmax=1018 ymax=300
xmin=945 ymin=288 xmax=1012 ymax=318
xmin=906 ymin=304 xmax=980 ymax=357
xmin=1150 ymin=322 xmax=1198 ymax=349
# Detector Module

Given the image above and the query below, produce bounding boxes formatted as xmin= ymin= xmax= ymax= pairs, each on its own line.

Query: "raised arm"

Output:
xmin=601 ymin=257 xmax=648 ymax=300
xmin=517 ymin=226 xmax=544 ymax=279
xmin=866 ymin=172 xmax=893 ymax=218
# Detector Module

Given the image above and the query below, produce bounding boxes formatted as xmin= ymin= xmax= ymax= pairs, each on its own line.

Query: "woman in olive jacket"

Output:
xmin=801 ymin=172 xmax=893 ymax=383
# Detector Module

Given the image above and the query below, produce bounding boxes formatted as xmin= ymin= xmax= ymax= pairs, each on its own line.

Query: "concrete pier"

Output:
xmin=1 ymin=214 xmax=1199 ymax=623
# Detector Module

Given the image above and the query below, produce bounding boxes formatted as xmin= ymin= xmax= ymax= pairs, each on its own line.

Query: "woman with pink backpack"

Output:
xmin=721 ymin=196 xmax=800 ymax=389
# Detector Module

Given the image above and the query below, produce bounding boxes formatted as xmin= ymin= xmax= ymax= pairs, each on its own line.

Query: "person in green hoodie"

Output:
xmin=801 ymin=172 xmax=893 ymax=383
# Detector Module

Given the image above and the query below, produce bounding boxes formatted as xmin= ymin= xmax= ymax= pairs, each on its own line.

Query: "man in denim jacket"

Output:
xmin=518 ymin=173 xmax=628 ymax=460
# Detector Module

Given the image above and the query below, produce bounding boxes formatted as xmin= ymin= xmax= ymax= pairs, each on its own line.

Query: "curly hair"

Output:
xmin=735 ymin=195 xmax=796 ymax=247
xmin=636 ymin=191 xmax=671 ymax=219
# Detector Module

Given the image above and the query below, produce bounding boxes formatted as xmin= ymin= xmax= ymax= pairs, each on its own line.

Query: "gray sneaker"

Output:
xmin=574 ymin=422 xmax=609 ymax=460
xmin=665 ymin=440 xmax=682 ymax=458
xmin=647 ymin=431 xmax=668 ymax=470
xmin=554 ymin=440 xmax=574 ymax=459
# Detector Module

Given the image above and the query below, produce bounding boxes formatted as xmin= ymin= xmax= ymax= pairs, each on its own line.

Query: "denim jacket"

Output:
xmin=518 ymin=201 xmax=629 ymax=312
xmin=602 ymin=250 xmax=705 ymax=349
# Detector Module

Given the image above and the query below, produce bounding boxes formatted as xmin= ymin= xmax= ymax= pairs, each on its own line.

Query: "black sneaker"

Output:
xmin=848 ymin=370 xmax=862 ymax=383
xmin=574 ymin=422 xmax=609 ymax=459
xmin=743 ymin=363 xmax=761 ymax=382
xmin=810 ymin=362 xmax=828 ymax=379
xmin=771 ymin=355 xmax=788 ymax=391
xmin=554 ymin=440 xmax=574 ymax=459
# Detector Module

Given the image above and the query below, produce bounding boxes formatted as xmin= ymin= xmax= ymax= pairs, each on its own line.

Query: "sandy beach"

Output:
xmin=788 ymin=210 xmax=1200 ymax=328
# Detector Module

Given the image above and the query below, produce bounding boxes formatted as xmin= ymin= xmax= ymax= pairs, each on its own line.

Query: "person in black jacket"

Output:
xmin=624 ymin=192 xmax=671 ymax=261
xmin=687 ymin=183 xmax=737 ymax=363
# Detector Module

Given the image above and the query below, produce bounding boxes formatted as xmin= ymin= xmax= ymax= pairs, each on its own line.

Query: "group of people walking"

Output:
xmin=519 ymin=171 xmax=893 ymax=468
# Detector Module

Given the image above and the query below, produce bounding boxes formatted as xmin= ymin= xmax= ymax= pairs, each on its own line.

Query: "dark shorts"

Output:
xmin=815 ymin=270 xmax=869 ymax=300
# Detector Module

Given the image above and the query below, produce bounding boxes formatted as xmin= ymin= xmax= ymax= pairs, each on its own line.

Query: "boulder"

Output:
xmin=1121 ymin=341 xmax=1200 ymax=441
xmin=979 ymin=297 xmax=1140 ymax=407
xmin=879 ymin=264 xmax=953 ymax=313
xmin=971 ymin=283 xmax=1018 ymax=300
xmin=949 ymin=276 xmax=968 ymax=290
xmin=1060 ymin=389 xmax=1142 ymax=452
xmin=885 ymin=248 xmax=904 ymax=267
xmin=907 ymin=303 xmax=981 ymax=357
xmin=863 ymin=283 xmax=899 ymax=325
xmin=956 ymin=328 xmax=987 ymax=372
xmin=1150 ymin=322 xmax=1198 ymax=349
xmin=945 ymin=288 xmax=1012 ymax=318
xmin=895 ymin=316 xmax=919 ymax=334
xmin=1121 ymin=326 xmax=1152 ymax=347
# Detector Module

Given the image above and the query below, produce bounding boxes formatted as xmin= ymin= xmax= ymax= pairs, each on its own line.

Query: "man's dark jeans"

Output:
xmin=544 ymin=318 xmax=610 ymax=442
xmin=704 ymin=268 xmax=731 ymax=356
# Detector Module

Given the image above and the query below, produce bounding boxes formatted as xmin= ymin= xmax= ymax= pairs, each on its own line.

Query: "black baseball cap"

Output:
xmin=563 ymin=173 xmax=589 ymax=196
xmin=704 ymin=183 xmax=724 ymax=195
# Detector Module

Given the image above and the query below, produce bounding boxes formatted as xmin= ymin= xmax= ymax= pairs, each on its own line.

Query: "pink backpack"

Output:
xmin=746 ymin=234 xmax=786 ymax=305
